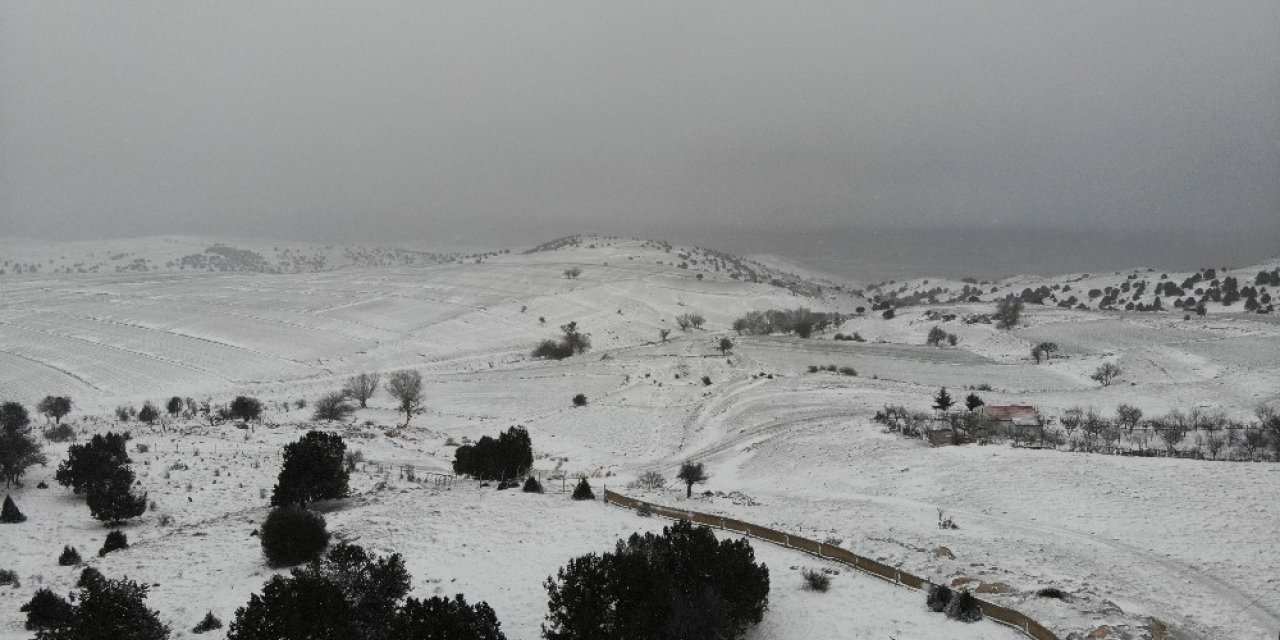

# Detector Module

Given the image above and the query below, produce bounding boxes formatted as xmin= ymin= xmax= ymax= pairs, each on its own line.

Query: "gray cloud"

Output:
xmin=2 ymin=1 xmax=1277 ymax=245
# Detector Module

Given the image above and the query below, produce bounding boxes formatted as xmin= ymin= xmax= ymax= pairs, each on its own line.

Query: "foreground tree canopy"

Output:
xmin=543 ymin=520 xmax=769 ymax=640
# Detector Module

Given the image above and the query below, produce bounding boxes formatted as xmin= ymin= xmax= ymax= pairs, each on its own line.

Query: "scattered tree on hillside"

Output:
xmin=932 ymin=387 xmax=954 ymax=413
xmin=563 ymin=267 xmax=582 ymax=279
xmin=1 ymin=401 xmax=45 ymax=487
xmin=342 ymin=373 xmax=381 ymax=408
xmin=272 ymin=431 xmax=349 ymax=507
xmin=166 ymin=397 xmax=183 ymax=417
xmin=386 ymin=369 xmax=425 ymax=427
xmin=137 ymin=402 xmax=159 ymax=425
xmin=532 ymin=322 xmax=592 ymax=360
xmin=926 ymin=326 xmax=947 ymax=346
xmin=994 ymin=296 xmax=1024 ymax=330
xmin=964 ymin=393 xmax=984 ymax=412
xmin=37 ymin=396 xmax=73 ymax=424
xmin=21 ymin=587 xmax=73 ymax=631
xmin=658 ymin=328 xmax=671 ymax=342
xmin=718 ymin=337 xmax=733 ymax=355
xmin=542 ymin=520 xmax=769 ymax=640
xmin=1031 ymin=342 xmax=1058 ymax=364
xmin=1091 ymin=362 xmax=1122 ymax=387
xmin=675 ymin=313 xmax=705 ymax=331
xmin=230 ymin=396 xmax=263 ymax=423
xmin=312 ymin=392 xmax=356 ymax=423
xmin=676 ymin=461 xmax=708 ymax=498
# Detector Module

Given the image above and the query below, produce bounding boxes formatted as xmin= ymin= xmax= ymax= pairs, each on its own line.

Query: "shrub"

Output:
xmin=43 ymin=423 xmax=76 ymax=442
xmin=532 ymin=322 xmax=591 ymax=360
xmin=571 ymin=477 xmax=594 ymax=500
xmin=271 ymin=431 xmax=349 ymax=507
xmin=945 ymin=589 xmax=983 ymax=622
xmin=98 ymin=530 xmax=128 ymax=557
xmin=1 ymin=493 xmax=26 ymax=523
xmin=837 ymin=366 xmax=857 ymax=376
xmin=452 ymin=427 xmax=533 ymax=481
xmin=193 ymin=611 xmax=223 ymax=633
xmin=1036 ymin=587 xmax=1068 ymax=600
xmin=21 ymin=587 xmax=73 ymax=630
xmin=926 ymin=584 xmax=953 ymax=612
xmin=0 ymin=568 xmax=18 ymax=586
xmin=702 ymin=375 xmax=712 ymax=386
xmin=312 ymin=392 xmax=356 ymax=422
xmin=636 ymin=502 xmax=653 ymax=517
xmin=572 ymin=393 xmax=587 ymax=407
xmin=522 ymin=476 xmax=544 ymax=493
xmin=631 ymin=470 xmax=666 ymax=491
xmin=56 ymin=432 xmax=130 ymax=494
xmin=50 ymin=569 xmax=170 ymax=639
xmin=543 ymin=520 xmax=769 ymax=640
xmin=800 ymin=568 xmax=831 ymax=592
xmin=59 ymin=545 xmax=82 ymax=566
xmin=230 ymin=396 xmax=263 ymax=423
xmin=260 ymin=505 xmax=329 ymax=567
xmin=86 ymin=465 xmax=147 ymax=525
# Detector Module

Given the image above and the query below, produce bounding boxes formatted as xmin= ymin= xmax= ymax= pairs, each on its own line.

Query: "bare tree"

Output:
xmin=1060 ymin=407 xmax=1083 ymax=438
xmin=675 ymin=313 xmax=704 ymax=331
xmin=342 ymin=372 xmax=381 ymax=408
xmin=658 ymin=328 xmax=671 ymax=343
xmin=1091 ymin=362 xmax=1122 ymax=386
xmin=1205 ymin=432 xmax=1226 ymax=460
xmin=386 ymin=369 xmax=425 ymax=427
xmin=676 ymin=461 xmax=707 ymax=498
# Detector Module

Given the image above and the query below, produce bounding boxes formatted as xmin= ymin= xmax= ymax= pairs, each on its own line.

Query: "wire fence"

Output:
xmin=603 ymin=489 xmax=1060 ymax=640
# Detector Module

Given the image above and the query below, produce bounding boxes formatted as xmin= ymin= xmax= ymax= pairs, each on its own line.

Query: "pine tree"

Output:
xmin=964 ymin=393 xmax=984 ymax=412
xmin=933 ymin=387 xmax=954 ymax=413
xmin=192 ymin=612 xmax=223 ymax=634
xmin=393 ymin=595 xmax=506 ymax=640
xmin=522 ymin=476 xmax=543 ymax=493
xmin=58 ymin=546 xmax=81 ymax=566
xmin=571 ymin=477 xmax=594 ymax=501
xmin=1 ymin=493 xmax=27 ymax=523
xmin=260 ymin=505 xmax=329 ymax=567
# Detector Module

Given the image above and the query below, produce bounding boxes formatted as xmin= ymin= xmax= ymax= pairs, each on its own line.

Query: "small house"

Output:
xmin=978 ymin=405 xmax=1043 ymax=441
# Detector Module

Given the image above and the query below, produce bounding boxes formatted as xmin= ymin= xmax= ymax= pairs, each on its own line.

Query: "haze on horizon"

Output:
xmin=2 ymin=1 xmax=1278 ymax=257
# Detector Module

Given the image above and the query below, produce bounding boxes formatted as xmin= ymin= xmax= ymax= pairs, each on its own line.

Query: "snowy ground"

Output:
xmin=2 ymin=237 xmax=1279 ymax=639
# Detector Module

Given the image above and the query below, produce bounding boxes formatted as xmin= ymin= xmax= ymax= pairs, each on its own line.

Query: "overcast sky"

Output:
xmin=2 ymin=1 xmax=1278 ymax=246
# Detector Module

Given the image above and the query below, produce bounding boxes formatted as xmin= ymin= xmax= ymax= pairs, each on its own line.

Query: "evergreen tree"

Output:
xmin=543 ymin=520 xmax=769 ymax=640
xmin=56 ymin=433 xmax=130 ymax=494
xmin=260 ymin=505 xmax=329 ymax=567
xmin=522 ymin=476 xmax=544 ymax=493
xmin=393 ymin=595 xmax=506 ymax=640
xmin=1 ymin=401 xmax=45 ymax=487
xmin=932 ymin=387 xmax=954 ymax=413
xmin=37 ymin=571 xmax=169 ymax=640
xmin=21 ymin=588 xmax=73 ymax=631
xmin=945 ymin=589 xmax=984 ymax=622
xmin=964 ymin=393 xmax=984 ymax=412
xmin=59 ymin=545 xmax=82 ymax=566
xmin=571 ymin=477 xmax=594 ymax=501
xmin=98 ymin=530 xmax=128 ymax=557
xmin=229 ymin=396 xmax=263 ymax=423
xmin=271 ymin=431 xmax=349 ymax=507
xmin=166 ymin=397 xmax=183 ymax=417
xmin=452 ymin=427 xmax=533 ymax=481
xmin=137 ymin=402 xmax=159 ymax=425
xmin=926 ymin=584 xmax=953 ymax=612
xmin=2 ymin=493 xmax=27 ymax=523
xmin=192 ymin=612 xmax=223 ymax=634
xmin=86 ymin=465 xmax=147 ymax=525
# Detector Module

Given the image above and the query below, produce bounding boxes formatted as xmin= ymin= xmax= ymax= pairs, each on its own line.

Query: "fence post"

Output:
xmin=817 ymin=542 xmax=823 ymax=557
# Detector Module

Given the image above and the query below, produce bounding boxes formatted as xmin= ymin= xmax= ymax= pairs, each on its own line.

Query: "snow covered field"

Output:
xmin=2 ymin=237 xmax=1278 ymax=639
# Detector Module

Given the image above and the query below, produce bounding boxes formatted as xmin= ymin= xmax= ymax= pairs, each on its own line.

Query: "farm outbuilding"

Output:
xmin=978 ymin=405 xmax=1044 ymax=440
